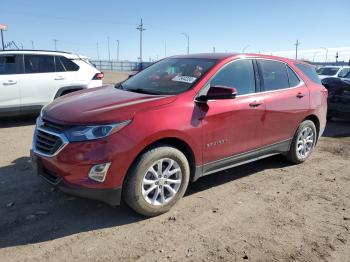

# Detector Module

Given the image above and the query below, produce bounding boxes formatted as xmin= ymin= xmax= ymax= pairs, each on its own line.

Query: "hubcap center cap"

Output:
xmin=158 ymin=178 xmax=166 ymax=186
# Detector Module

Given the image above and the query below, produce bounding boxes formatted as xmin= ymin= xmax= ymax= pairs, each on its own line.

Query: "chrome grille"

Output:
xmin=42 ymin=119 xmax=67 ymax=132
xmin=35 ymin=129 xmax=63 ymax=156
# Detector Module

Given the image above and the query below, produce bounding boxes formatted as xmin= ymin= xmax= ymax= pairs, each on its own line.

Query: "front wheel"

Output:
xmin=286 ymin=120 xmax=317 ymax=164
xmin=123 ymin=145 xmax=190 ymax=216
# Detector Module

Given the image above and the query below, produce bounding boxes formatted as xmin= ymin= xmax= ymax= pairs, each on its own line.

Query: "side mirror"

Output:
xmin=127 ymin=71 xmax=138 ymax=79
xmin=196 ymin=85 xmax=237 ymax=102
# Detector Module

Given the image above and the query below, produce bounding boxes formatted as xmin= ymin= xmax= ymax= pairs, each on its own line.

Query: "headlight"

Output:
xmin=65 ymin=120 xmax=131 ymax=142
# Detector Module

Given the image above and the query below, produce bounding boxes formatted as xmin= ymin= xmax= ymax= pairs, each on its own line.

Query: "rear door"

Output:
xmin=200 ymin=59 xmax=265 ymax=164
xmin=257 ymin=59 xmax=309 ymax=146
xmin=0 ymin=54 xmax=23 ymax=115
xmin=20 ymin=54 xmax=64 ymax=110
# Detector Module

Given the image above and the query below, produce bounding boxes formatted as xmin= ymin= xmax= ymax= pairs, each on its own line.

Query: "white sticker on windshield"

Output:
xmin=171 ymin=75 xmax=197 ymax=84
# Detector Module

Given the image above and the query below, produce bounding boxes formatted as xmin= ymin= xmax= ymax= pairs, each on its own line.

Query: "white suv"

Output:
xmin=0 ymin=50 xmax=103 ymax=117
xmin=316 ymin=65 xmax=350 ymax=80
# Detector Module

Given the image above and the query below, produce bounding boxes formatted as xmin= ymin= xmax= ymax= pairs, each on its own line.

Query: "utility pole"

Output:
xmin=107 ymin=36 xmax=111 ymax=61
xmin=213 ymin=47 xmax=215 ymax=53
xmin=96 ymin=42 xmax=100 ymax=60
xmin=136 ymin=18 xmax=146 ymax=63
xmin=294 ymin=40 xmax=300 ymax=60
xmin=116 ymin=40 xmax=119 ymax=61
xmin=182 ymin=33 xmax=189 ymax=54
xmin=31 ymin=40 xmax=35 ymax=49
xmin=53 ymin=39 xmax=58 ymax=51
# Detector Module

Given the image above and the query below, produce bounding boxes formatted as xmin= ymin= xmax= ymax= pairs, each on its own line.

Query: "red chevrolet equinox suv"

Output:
xmin=31 ymin=53 xmax=327 ymax=216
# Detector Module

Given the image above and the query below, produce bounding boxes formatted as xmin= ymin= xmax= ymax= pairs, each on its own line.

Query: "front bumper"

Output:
xmin=31 ymin=150 xmax=122 ymax=206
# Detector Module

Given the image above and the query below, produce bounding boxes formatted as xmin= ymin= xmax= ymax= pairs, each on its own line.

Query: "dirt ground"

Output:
xmin=0 ymin=114 xmax=349 ymax=261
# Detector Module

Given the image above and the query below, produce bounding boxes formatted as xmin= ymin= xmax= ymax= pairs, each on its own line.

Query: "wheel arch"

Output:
xmin=124 ymin=136 xmax=197 ymax=185
xmin=54 ymin=86 xmax=86 ymax=99
xmin=303 ymin=114 xmax=320 ymax=141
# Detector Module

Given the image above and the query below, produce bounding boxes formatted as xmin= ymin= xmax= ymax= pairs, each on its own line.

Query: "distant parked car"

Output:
xmin=316 ymin=66 xmax=350 ymax=80
xmin=0 ymin=50 xmax=104 ymax=117
xmin=322 ymin=77 xmax=350 ymax=120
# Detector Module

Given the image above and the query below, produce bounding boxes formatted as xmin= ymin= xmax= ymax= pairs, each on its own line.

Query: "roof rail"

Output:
xmin=0 ymin=49 xmax=73 ymax=54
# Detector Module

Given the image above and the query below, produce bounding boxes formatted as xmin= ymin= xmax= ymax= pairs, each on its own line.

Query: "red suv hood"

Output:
xmin=42 ymin=85 xmax=176 ymax=124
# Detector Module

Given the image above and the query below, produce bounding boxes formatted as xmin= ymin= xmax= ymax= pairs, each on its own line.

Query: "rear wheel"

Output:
xmin=286 ymin=120 xmax=317 ymax=164
xmin=123 ymin=145 xmax=190 ymax=216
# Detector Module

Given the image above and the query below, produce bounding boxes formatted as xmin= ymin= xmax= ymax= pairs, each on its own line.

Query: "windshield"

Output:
xmin=316 ymin=67 xmax=340 ymax=76
xmin=120 ymin=58 xmax=217 ymax=95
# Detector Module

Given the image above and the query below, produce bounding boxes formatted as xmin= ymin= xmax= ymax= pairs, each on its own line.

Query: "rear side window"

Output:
xmin=258 ymin=60 xmax=289 ymax=91
xmin=59 ymin=56 xmax=79 ymax=71
xmin=210 ymin=59 xmax=256 ymax=95
xmin=0 ymin=55 xmax=23 ymax=75
xmin=24 ymin=55 xmax=55 ymax=73
xmin=55 ymin=56 xmax=66 ymax=72
xmin=286 ymin=66 xmax=300 ymax=87
xmin=295 ymin=63 xmax=321 ymax=84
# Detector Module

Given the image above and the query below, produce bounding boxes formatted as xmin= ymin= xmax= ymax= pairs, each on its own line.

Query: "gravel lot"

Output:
xmin=0 ymin=87 xmax=349 ymax=261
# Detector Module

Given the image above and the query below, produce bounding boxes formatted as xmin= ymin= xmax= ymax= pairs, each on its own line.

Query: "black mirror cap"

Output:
xmin=196 ymin=85 xmax=237 ymax=102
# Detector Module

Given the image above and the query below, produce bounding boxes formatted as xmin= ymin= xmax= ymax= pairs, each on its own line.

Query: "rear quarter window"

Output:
xmin=59 ymin=56 xmax=80 ymax=71
xmin=295 ymin=63 xmax=321 ymax=84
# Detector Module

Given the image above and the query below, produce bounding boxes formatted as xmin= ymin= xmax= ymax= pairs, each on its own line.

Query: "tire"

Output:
xmin=123 ymin=145 xmax=190 ymax=217
xmin=286 ymin=120 xmax=317 ymax=164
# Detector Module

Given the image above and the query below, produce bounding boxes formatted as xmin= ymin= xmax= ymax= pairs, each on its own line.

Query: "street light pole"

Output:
xmin=294 ymin=40 xmax=300 ymax=60
xmin=136 ymin=18 xmax=146 ymax=64
xmin=182 ymin=33 xmax=189 ymax=54
xmin=320 ymin=47 xmax=328 ymax=63
xmin=116 ymin=40 xmax=119 ymax=61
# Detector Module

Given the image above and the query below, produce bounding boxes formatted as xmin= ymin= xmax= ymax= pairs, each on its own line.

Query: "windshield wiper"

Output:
xmin=126 ymin=88 xmax=161 ymax=95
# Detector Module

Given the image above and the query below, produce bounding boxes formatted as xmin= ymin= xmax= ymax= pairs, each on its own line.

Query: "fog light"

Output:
xmin=88 ymin=162 xmax=111 ymax=182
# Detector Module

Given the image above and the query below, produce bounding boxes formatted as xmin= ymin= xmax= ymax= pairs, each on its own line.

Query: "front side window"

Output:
xmin=209 ymin=59 xmax=256 ymax=95
xmin=259 ymin=60 xmax=289 ymax=91
xmin=121 ymin=58 xmax=217 ymax=95
xmin=0 ymin=55 xmax=23 ymax=75
xmin=24 ymin=55 xmax=55 ymax=73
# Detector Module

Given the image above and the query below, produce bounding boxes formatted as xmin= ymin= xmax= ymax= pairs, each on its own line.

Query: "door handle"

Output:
xmin=296 ymin=92 xmax=305 ymax=98
xmin=249 ymin=101 xmax=262 ymax=107
xmin=54 ymin=76 xmax=65 ymax=80
xmin=2 ymin=80 xmax=17 ymax=86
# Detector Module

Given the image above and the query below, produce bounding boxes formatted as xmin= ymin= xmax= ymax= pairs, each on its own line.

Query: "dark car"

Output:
xmin=322 ymin=77 xmax=350 ymax=120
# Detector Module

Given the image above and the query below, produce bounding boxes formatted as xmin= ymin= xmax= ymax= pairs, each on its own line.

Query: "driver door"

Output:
xmin=199 ymin=59 xmax=265 ymax=165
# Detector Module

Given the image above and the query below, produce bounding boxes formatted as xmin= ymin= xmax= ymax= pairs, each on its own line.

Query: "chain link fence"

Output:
xmin=90 ymin=60 xmax=154 ymax=72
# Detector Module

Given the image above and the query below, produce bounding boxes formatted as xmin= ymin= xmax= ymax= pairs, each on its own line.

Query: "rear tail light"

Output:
xmin=92 ymin=72 xmax=104 ymax=80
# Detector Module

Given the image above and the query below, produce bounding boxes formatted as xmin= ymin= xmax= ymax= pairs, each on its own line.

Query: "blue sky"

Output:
xmin=1 ymin=0 xmax=349 ymax=61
